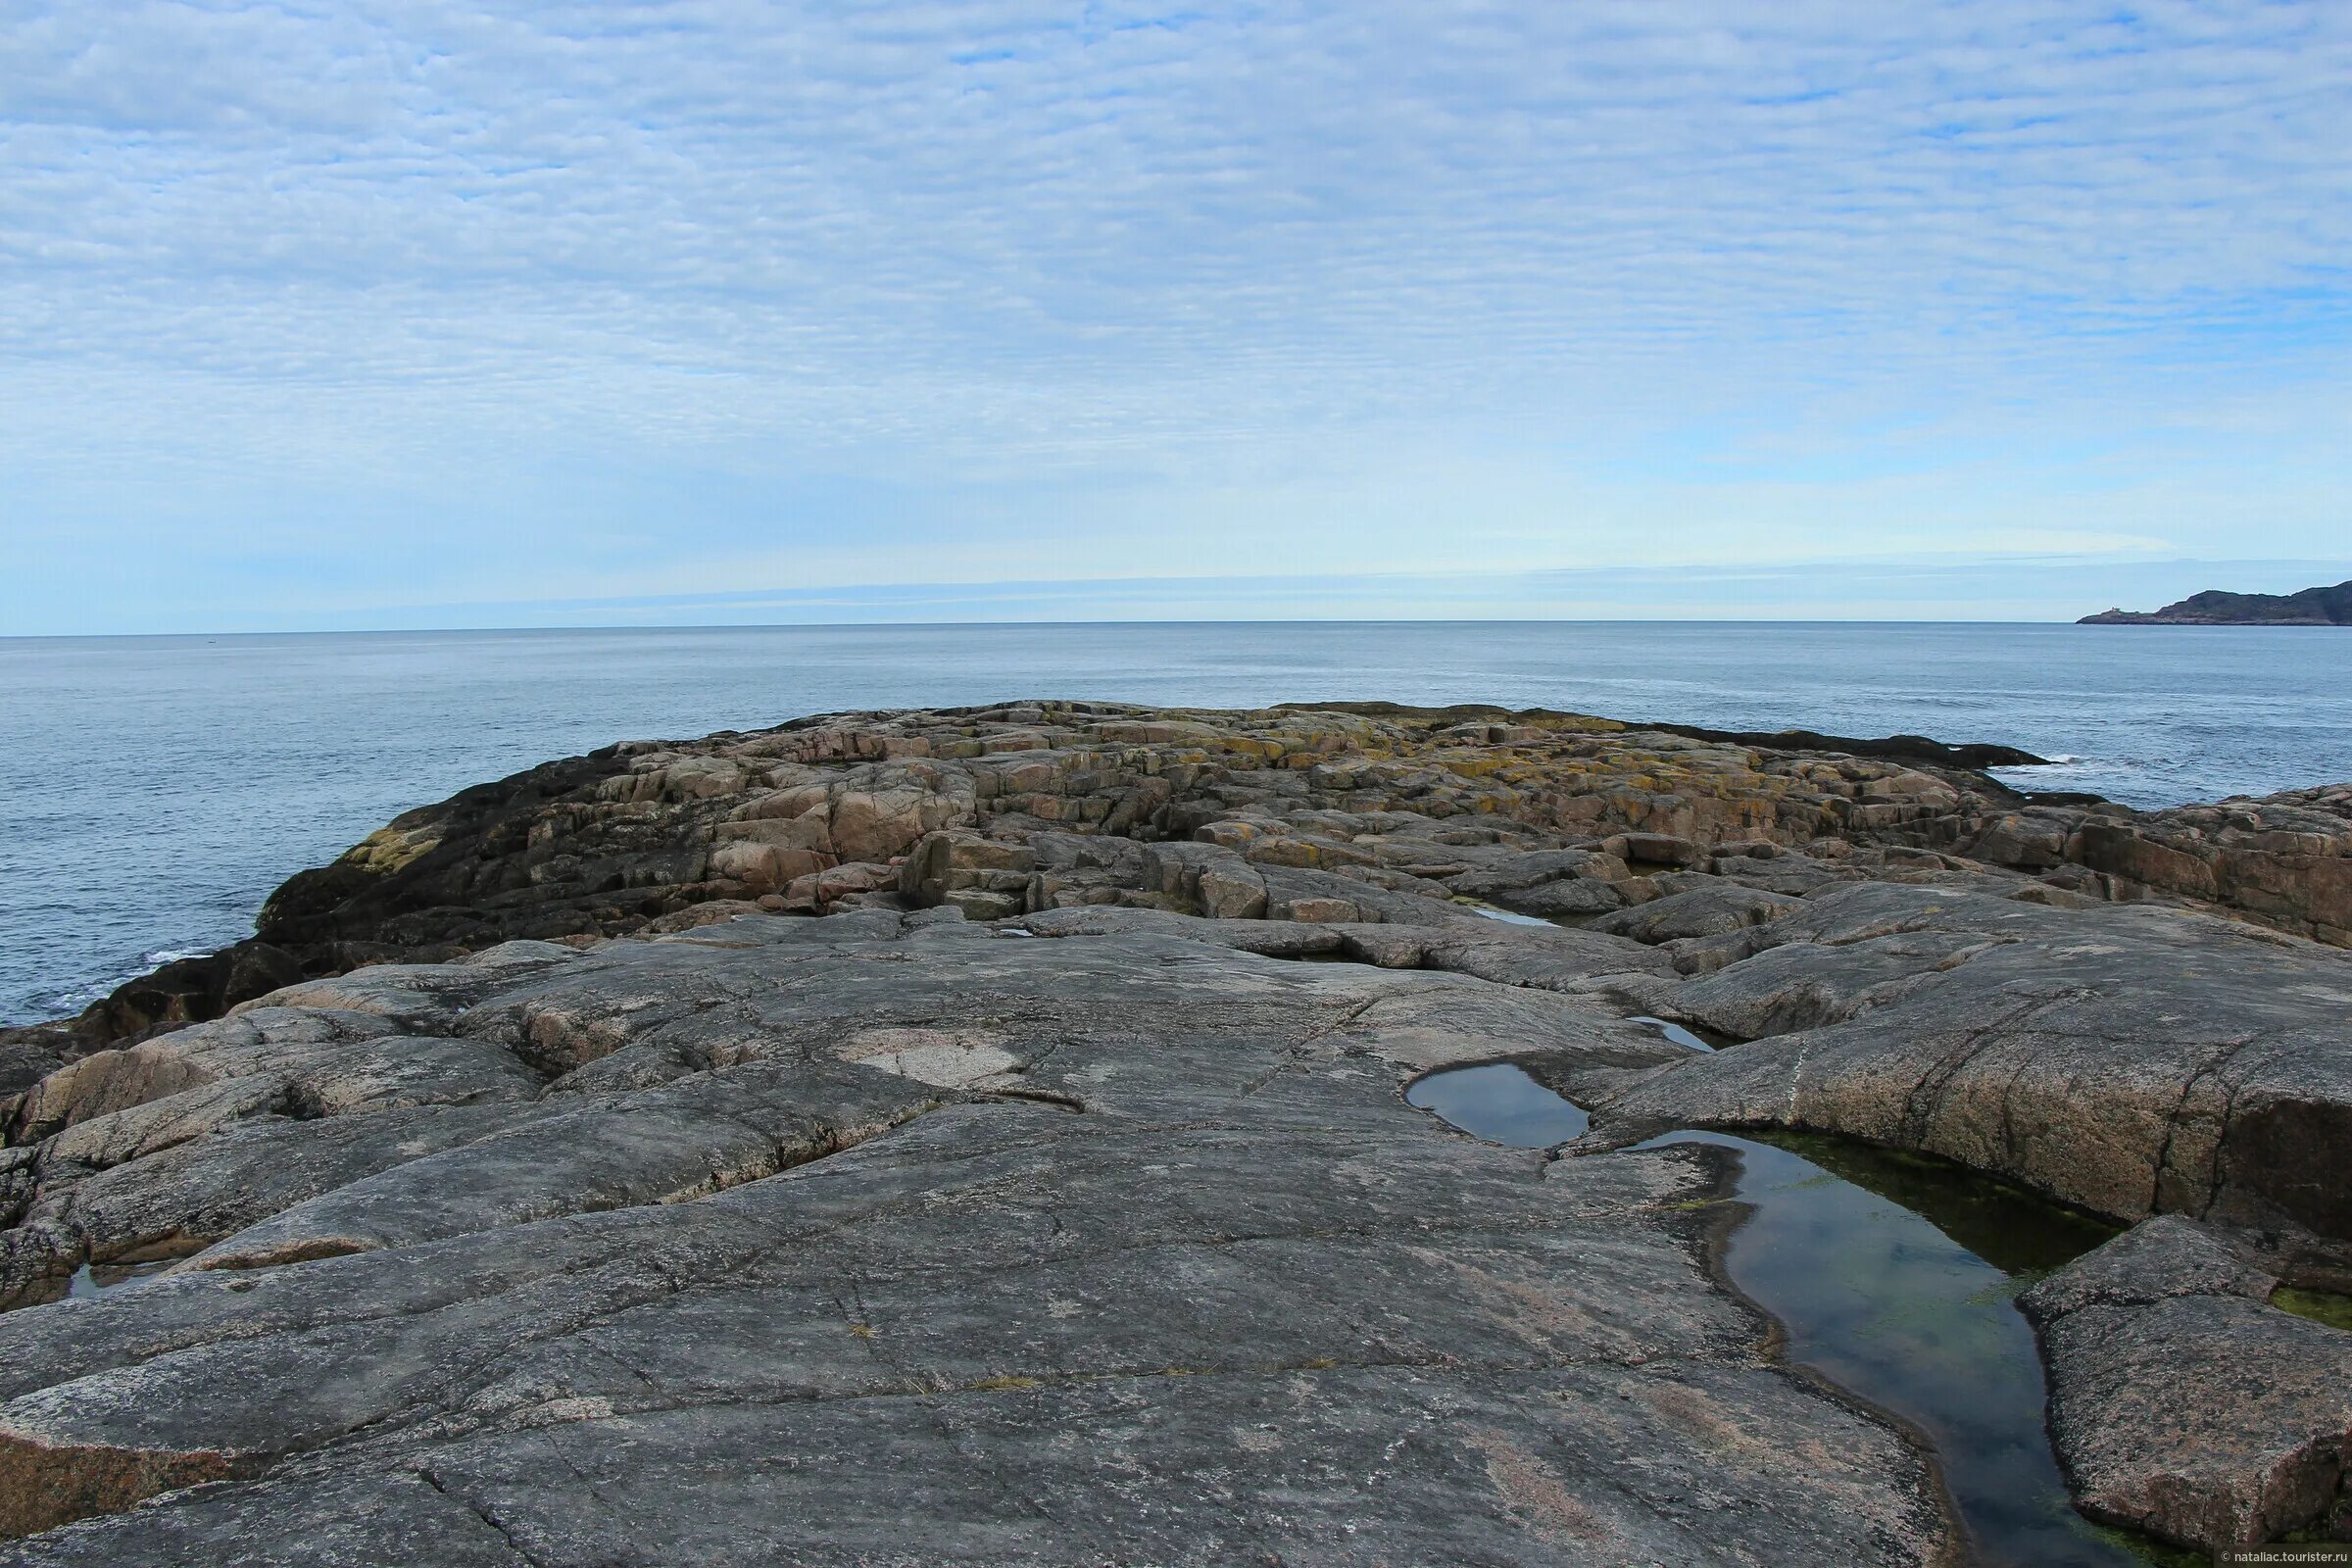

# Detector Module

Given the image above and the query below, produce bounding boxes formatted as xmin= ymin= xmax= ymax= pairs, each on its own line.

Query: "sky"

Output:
xmin=2 ymin=1 xmax=2348 ymax=633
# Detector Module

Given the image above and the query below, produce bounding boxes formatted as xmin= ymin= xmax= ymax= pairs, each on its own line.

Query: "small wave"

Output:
xmin=4 ymin=946 xmax=222 ymax=1025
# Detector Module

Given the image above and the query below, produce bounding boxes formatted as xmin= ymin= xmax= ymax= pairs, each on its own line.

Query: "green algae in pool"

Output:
xmin=2272 ymin=1286 xmax=2352 ymax=1333
xmin=1403 ymin=1061 xmax=2181 ymax=1568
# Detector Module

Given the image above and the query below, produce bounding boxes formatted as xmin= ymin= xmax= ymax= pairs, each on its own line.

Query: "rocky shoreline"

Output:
xmin=2080 ymin=579 xmax=2352 ymax=625
xmin=1 ymin=701 xmax=2348 ymax=1561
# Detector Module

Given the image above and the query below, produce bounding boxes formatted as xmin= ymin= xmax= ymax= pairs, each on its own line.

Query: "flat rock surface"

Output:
xmin=0 ymin=913 xmax=1946 ymax=1563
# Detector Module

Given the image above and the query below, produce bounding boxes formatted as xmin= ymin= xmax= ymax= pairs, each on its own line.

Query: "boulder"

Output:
xmin=2021 ymin=1218 xmax=2352 ymax=1550
xmin=1588 ymin=886 xmax=1801 ymax=944
xmin=1591 ymin=884 xmax=2352 ymax=1274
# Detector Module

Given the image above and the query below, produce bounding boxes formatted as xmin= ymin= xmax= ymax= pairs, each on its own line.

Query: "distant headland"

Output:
xmin=2080 ymin=579 xmax=2352 ymax=624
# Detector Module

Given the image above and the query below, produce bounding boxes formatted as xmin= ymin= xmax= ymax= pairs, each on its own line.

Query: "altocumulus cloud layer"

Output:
xmin=2 ymin=0 xmax=2348 ymax=630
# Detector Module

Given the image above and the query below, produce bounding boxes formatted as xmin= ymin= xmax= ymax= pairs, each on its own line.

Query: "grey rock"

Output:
xmin=2023 ymin=1217 xmax=2352 ymax=1549
xmin=9 ymin=700 xmax=2352 ymax=1558
xmin=1588 ymin=885 xmax=1801 ymax=943
xmin=1708 ymin=852 xmax=1865 ymax=898
xmin=1592 ymin=883 xmax=2352 ymax=1273
xmin=0 ymin=915 xmax=1946 ymax=1562
xmin=1489 ymin=877 xmax=1631 ymax=918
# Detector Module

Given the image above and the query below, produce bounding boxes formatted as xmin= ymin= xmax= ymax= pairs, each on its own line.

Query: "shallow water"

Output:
xmin=1642 ymin=1130 xmax=2148 ymax=1568
xmin=1404 ymin=1062 xmax=2176 ymax=1567
xmin=1629 ymin=1015 xmax=1719 ymax=1053
xmin=64 ymin=1259 xmax=173 ymax=1300
xmin=1463 ymin=903 xmax=1557 ymax=928
xmin=1404 ymin=1062 xmax=1590 ymax=1145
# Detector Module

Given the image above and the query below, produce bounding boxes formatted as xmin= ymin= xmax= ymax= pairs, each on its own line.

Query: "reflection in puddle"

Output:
xmin=1629 ymin=1015 xmax=1718 ymax=1053
xmin=1404 ymin=1062 xmax=1587 ymax=1145
xmin=1642 ymin=1130 xmax=2157 ymax=1567
xmin=1405 ymin=1062 xmax=2179 ymax=1568
xmin=67 ymin=1258 xmax=175 ymax=1300
xmin=1463 ymin=903 xmax=1556 ymax=928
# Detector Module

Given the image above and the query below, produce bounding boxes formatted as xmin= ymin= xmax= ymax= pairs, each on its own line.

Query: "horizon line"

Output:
xmin=0 ymin=613 xmax=2247 ymax=642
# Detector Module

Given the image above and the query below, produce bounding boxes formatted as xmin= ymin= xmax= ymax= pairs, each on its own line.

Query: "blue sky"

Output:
xmin=2 ymin=1 xmax=2347 ymax=632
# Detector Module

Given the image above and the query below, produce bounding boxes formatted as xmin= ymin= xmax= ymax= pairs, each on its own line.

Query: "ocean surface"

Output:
xmin=5 ymin=621 xmax=2350 ymax=1026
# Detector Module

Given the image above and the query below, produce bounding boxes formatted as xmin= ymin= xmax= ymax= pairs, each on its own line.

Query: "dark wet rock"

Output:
xmin=1633 ymin=720 xmax=2050 ymax=772
xmin=2022 ymin=1216 xmax=2352 ymax=1550
xmin=0 ymin=915 xmax=1949 ymax=1561
xmin=0 ymin=1031 xmax=80 ymax=1107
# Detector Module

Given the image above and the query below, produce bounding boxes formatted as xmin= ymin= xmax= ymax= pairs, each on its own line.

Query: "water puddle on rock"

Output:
xmin=1405 ymin=1062 xmax=1588 ymax=1145
xmin=1463 ymin=903 xmax=1558 ymax=928
xmin=1629 ymin=1015 xmax=1721 ymax=1053
xmin=1404 ymin=1062 xmax=2188 ymax=1568
xmin=2272 ymin=1286 xmax=2352 ymax=1332
xmin=66 ymin=1258 xmax=175 ymax=1300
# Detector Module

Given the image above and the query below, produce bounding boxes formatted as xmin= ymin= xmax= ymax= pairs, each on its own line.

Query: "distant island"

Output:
xmin=2080 ymin=578 xmax=2352 ymax=624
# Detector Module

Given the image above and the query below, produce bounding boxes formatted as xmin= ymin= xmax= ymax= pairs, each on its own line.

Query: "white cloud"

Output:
xmin=1 ymin=0 xmax=2348 ymax=630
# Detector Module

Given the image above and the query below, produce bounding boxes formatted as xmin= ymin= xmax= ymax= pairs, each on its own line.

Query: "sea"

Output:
xmin=5 ymin=620 xmax=2349 ymax=1026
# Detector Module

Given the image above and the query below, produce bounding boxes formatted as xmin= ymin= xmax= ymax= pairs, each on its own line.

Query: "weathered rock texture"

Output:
xmin=2 ymin=700 xmax=2348 ymax=1559
xmin=1582 ymin=881 xmax=2352 ymax=1281
xmin=0 ymin=913 xmax=1946 ymax=1564
xmin=11 ymin=701 xmax=2348 ymax=1097
xmin=2022 ymin=1217 xmax=2352 ymax=1548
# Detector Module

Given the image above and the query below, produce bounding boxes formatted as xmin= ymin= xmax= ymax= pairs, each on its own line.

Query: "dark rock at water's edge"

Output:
xmin=2081 ymin=579 xmax=2352 ymax=624
xmin=1270 ymin=700 xmax=2053 ymax=770
xmin=0 ymin=700 xmax=2349 ymax=1560
xmin=9 ymin=699 xmax=2345 ymax=1083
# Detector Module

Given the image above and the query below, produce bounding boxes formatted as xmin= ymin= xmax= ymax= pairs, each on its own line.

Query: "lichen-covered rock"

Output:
xmin=0 ymin=701 xmax=2123 ymax=1074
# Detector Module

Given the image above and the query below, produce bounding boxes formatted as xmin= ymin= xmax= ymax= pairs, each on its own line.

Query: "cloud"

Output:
xmin=2 ymin=0 xmax=2348 ymax=631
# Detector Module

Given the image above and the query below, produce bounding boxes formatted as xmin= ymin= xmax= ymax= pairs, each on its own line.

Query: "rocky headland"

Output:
xmin=1 ymin=701 xmax=2348 ymax=1562
xmin=2081 ymin=579 xmax=2352 ymax=625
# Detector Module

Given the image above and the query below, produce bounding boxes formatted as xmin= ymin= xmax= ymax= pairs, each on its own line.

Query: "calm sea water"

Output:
xmin=4 ymin=621 xmax=2349 ymax=1025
